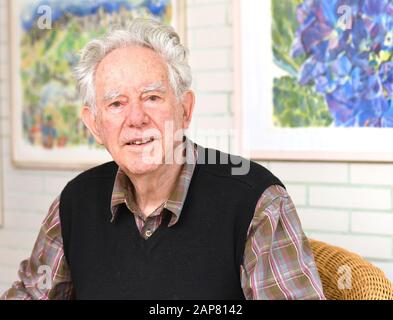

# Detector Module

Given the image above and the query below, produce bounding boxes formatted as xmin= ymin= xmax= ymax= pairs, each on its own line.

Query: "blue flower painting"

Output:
xmin=272 ymin=0 xmax=393 ymax=128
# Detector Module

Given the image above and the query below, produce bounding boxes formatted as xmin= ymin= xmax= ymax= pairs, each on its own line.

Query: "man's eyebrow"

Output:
xmin=102 ymin=91 xmax=121 ymax=102
xmin=142 ymin=82 xmax=167 ymax=93
xmin=102 ymin=83 xmax=166 ymax=102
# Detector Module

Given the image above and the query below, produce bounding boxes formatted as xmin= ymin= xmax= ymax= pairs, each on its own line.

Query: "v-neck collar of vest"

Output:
xmin=110 ymin=138 xmax=198 ymax=226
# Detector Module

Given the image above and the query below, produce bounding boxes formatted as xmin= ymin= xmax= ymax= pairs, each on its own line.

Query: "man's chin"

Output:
xmin=119 ymin=160 xmax=162 ymax=176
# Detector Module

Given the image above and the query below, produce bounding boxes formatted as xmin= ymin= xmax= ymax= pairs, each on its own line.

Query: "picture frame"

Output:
xmin=233 ymin=0 xmax=393 ymax=162
xmin=9 ymin=0 xmax=187 ymax=169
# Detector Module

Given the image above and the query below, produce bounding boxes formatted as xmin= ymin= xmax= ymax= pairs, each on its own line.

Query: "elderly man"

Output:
xmin=1 ymin=19 xmax=325 ymax=300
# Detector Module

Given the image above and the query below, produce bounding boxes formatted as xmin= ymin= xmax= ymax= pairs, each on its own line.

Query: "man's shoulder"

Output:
xmin=62 ymin=161 xmax=118 ymax=193
xmin=197 ymin=146 xmax=283 ymax=190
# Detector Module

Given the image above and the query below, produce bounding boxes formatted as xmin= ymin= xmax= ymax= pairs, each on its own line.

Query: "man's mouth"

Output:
xmin=126 ymin=137 xmax=156 ymax=146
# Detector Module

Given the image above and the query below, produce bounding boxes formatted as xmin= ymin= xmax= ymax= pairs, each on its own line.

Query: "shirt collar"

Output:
xmin=110 ymin=137 xmax=198 ymax=226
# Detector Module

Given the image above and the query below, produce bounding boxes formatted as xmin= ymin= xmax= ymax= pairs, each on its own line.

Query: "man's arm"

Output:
xmin=1 ymin=196 xmax=74 ymax=300
xmin=241 ymin=185 xmax=325 ymax=300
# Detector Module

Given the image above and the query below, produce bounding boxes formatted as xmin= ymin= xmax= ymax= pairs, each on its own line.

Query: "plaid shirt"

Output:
xmin=1 ymin=143 xmax=325 ymax=300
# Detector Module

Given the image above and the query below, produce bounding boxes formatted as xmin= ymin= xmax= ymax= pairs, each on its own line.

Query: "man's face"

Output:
xmin=82 ymin=46 xmax=194 ymax=175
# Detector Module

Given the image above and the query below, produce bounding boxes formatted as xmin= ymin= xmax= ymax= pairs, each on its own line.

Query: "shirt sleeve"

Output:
xmin=0 ymin=196 xmax=74 ymax=300
xmin=241 ymin=185 xmax=325 ymax=300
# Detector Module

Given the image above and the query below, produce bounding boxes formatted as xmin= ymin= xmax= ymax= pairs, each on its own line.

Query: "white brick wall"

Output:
xmin=285 ymin=184 xmax=307 ymax=207
xmin=306 ymin=233 xmax=393 ymax=260
xmin=297 ymin=208 xmax=350 ymax=233
xmin=350 ymin=164 xmax=393 ymax=185
xmin=269 ymin=162 xmax=349 ymax=184
xmin=309 ymin=186 xmax=392 ymax=210
xmin=351 ymin=212 xmax=393 ymax=235
xmin=187 ymin=2 xmax=231 ymax=28
xmin=0 ymin=0 xmax=392 ymax=295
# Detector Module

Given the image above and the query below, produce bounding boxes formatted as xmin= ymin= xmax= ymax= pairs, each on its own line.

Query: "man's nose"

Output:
xmin=125 ymin=102 xmax=149 ymax=128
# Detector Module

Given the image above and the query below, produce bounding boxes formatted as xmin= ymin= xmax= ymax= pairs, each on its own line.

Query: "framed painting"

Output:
xmin=10 ymin=0 xmax=186 ymax=169
xmin=234 ymin=0 xmax=393 ymax=162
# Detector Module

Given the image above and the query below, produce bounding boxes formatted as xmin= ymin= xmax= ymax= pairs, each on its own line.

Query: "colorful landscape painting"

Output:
xmin=18 ymin=0 xmax=174 ymax=151
xmin=272 ymin=0 xmax=393 ymax=128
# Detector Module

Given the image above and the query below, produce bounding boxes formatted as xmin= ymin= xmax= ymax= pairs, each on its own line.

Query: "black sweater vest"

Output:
xmin=59 ymin=147 xmax=284 ymax=300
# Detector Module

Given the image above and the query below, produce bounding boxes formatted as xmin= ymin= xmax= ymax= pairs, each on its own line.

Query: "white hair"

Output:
xmin=73 ymin=18 xmax=192 ymax=113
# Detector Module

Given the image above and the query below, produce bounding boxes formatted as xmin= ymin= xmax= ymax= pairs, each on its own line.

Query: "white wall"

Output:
xmin=0 ymin=0 xmax=392 ymax=294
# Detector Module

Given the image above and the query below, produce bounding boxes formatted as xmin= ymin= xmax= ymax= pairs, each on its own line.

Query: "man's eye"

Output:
xmin=148 ymin=95 xmax=160 ymax=102
xmin=109 ymin=101 xmax=122 ymax=107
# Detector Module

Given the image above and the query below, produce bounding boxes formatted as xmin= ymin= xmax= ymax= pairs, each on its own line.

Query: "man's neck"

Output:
xmin=127 ymin=162 xmax=183 ymax=218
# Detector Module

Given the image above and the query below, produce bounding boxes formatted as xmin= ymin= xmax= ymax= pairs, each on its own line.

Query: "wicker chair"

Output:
xmin=309 ymin=239 xmax=393 ymax=300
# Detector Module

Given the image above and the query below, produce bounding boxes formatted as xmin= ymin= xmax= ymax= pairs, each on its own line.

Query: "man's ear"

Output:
xmin=81 ymin=106 xmax=104 ymax=145
xmin=181 ymin=90 xmax=195 ymax=129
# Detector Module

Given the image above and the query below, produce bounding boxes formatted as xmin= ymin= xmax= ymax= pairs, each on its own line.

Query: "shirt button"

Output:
xmin=145 ymin=229 xmax=153 ymax=238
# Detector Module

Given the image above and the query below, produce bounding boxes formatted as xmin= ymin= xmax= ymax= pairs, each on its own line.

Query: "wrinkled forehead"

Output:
xmin=94 ymin=46 xmax=170 ymax=93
